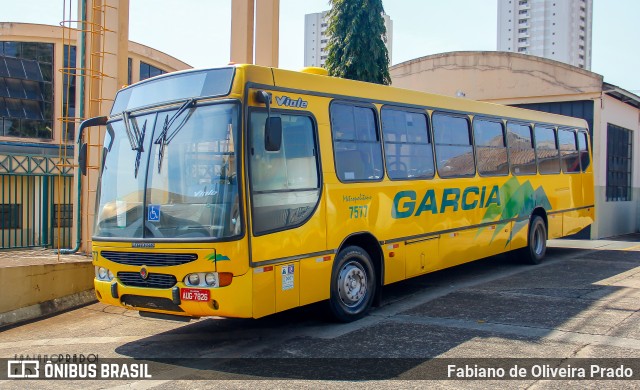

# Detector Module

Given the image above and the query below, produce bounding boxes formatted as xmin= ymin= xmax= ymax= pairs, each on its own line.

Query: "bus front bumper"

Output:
xmin=94 ymin=271 xmax=253 ymax=318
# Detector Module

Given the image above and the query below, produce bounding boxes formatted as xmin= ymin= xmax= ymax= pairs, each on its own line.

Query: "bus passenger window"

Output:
xmin=559 ymin=129 xmax=580 ymax=173
xmin=534 ymin=125 xmax=560 ymax=174
xmin=432 ymin=113 xmax=474 ymax=178
xmin=381 ymin=108 xmax=434 ymax=180
xmin=578 ymin=131 xmax=590 ymax=171
xmin=473 ymin=119 xmax=508 ymax=176
xmin=330 ymin=103 xmax=383 ymax=181
xmin=249 ymin=112 xmax=320 ymax=235
xmin=507 ymin=122 xmax=536 ymax=175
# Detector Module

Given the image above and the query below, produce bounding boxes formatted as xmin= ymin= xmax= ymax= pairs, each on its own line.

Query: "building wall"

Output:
xmin=593 ymin=95 xmax=640 ymax=237
xmin=390 ymin=51 xmax=601 ymax=102
xmin=304 ymin=11 xmax=392 ymax=68
xmin=497 ymin=0 xmax=592 ymax=69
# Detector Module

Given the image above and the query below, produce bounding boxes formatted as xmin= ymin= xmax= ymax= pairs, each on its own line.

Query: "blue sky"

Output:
xmin=3 ymin=0 xmax=638 ymax=92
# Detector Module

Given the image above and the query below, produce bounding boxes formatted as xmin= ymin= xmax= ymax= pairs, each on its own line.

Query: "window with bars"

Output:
xmin=53 ymin=204 xmax=73 ymax=228
xmin=0 ymin=204 xmax=22 ymax=229
xmin=606 ymin=124 xmax=633 ymax=202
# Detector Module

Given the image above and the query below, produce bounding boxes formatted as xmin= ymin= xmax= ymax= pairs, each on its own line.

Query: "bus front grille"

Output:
xmin=120 ymin=295 xmax=184 ymax=312
xmin=101 ymin=251 xmax=198 ymax=267
xmin=117 ymin=272 xmax=177 ymax=289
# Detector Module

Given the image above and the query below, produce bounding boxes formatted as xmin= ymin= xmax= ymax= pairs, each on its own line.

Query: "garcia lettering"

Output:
xmin=392 ymin=185 xmax=500 ymax=219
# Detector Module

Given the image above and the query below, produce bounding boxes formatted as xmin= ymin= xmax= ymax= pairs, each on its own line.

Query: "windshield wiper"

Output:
xmin=133 ymin=119 xmax=147 ymax=178
xmin=154 ymin=98 xmax=195 ymax=173
xmin=122 ymin=110 xmax=141 ymax=150
xmin=122 ymin=111 xmax=147 ymax=177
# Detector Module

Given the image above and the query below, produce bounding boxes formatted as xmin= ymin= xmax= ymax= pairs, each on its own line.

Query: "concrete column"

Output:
xmin=230 ymin=0 xmax=280 ymax=66
xmin=230 ymin=0 xmax=254 ymax=64
xmin=77 ymin=0 xmax=129 ymax=253
xmin=255 ymin=0 xmax=279 ymax=67
xmin=116 ymin=0 xmax=130 ymax=90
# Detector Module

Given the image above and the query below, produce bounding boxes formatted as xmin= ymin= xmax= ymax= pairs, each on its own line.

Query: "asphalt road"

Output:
xmin=1 ymin=238 xmax=639 ymax=388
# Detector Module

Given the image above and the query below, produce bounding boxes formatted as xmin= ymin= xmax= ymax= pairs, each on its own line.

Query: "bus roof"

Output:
xmin=236 ymin=64 xmax=589 ymax=130
xmin=116 ymin=64 xmax=588 ymax=130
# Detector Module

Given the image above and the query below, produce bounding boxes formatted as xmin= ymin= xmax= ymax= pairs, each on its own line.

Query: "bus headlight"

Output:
xmin=187 ymin=273 xmax=200 ymax=285
xmin=205 ymin=273 xmax=218 ymax=286
xmin=95 ymin=266 xmax=114 ymax=281
xmin=185 ymin=272 xmax=232 ymax=287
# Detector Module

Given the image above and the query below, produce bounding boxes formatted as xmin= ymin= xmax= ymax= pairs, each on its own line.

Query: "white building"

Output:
xmin=497 ymin=0 xmax=592 ymax=69
xmin=304 ymin=11 xmax=393 ymax=68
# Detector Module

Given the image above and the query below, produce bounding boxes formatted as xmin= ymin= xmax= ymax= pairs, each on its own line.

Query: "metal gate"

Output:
xmin=0 ymin=153 xmax=74 ymax=250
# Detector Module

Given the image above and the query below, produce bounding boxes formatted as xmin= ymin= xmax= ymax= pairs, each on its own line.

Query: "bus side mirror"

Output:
xmin=265 ymin=117 xmax=282 ymax=152
xmin=78 ymin=142 xmax=88 ymax=176
xmin=77 ymin=115 xmax=108 ymax=176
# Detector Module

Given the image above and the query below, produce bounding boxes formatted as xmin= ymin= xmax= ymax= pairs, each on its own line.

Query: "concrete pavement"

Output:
xmin=0 ymin=235 xmax=638 ymax=387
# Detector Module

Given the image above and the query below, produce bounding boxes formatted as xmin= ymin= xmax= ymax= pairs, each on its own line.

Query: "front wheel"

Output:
xmin=328 ymin=246 xmax=376 ymax=322
xmin=523 ymin=216 xmax=547 ymax=264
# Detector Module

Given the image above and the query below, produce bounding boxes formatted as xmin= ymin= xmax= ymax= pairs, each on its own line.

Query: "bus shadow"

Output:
xmin=114 ymin=246 xmax=640 ymax=380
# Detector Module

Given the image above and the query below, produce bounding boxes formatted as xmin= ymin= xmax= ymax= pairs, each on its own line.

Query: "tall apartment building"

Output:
xmin=497 ymin=0 xmax=592 ymax=69
xmin=304 ymin=11 xmax=393 ymax=68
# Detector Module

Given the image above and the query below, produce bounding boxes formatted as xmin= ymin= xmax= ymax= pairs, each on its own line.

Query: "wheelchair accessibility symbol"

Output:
xmin=148 ymin=205 xmax=161 ymax=222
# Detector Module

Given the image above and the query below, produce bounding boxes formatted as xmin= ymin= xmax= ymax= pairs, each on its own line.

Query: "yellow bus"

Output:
xmin=82 ymin=64 xmax=594 ymax=322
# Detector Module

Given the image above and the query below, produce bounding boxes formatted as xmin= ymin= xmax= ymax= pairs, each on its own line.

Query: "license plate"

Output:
xmin=181 ymin=288 xmax=210 ymax=302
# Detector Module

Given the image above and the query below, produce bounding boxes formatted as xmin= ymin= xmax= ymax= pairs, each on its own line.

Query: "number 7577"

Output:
xmin=349 ymin=205 xmax=368 ymax=219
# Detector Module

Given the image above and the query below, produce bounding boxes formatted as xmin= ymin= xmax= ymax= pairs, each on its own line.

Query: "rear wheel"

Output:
xmin=328 ymin=246 xmax=376 ymax=322
xmin=522 ymin=216 xmax=547 ymax=264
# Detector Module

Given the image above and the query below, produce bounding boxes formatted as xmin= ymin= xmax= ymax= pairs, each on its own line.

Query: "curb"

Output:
xmin=0 ymin=289 xmax=97 ymax=329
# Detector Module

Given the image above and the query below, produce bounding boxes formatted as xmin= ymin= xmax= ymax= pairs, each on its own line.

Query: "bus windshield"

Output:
xmin=110 ymin=67 xmax=235 ymax=115
xmin=94 ymin=102 xmax=241 ymax=240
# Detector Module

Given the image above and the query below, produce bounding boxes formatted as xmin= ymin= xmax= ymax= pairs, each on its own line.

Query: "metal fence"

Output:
xmin=0 ymin=153 xmax=74 ymax=250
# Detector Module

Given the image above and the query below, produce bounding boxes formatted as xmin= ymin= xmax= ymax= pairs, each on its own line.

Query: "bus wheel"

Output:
xmin=524 ymin=216 xmax=547 ymax=264
xmin=328 ymin=246 xmax=376 ymax=322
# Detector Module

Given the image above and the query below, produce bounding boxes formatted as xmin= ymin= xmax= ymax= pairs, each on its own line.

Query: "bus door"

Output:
xmin=247 ymin=109 xmax=327 ymax=317
xmin=578 ymin=130 xmax=594 ymax=229
xmin=559 ymin=129 xmax=584 ymax=235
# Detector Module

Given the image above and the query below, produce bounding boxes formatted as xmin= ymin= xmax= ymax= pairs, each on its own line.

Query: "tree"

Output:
xmin=325 ymin=0 xmax=391 ymax=85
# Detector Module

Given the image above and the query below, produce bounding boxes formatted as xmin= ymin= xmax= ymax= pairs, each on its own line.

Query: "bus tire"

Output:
xmin=328 ymin=246 xmax=376 ymax=322
xmin=523 ymin=216 xmax=547 ymax=264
